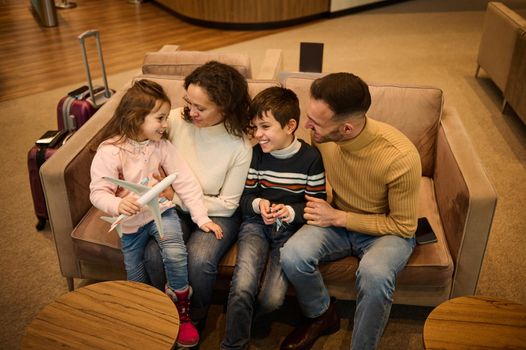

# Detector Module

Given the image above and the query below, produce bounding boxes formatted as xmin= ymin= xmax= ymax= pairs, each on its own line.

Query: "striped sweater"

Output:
xmin=315 ymin=117 xmax=421 ymax=238
xmin=240 ymin=139 xmax=326 ymax=225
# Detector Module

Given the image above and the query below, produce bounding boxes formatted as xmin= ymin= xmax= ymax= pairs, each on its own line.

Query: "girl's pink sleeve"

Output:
xmin=160 ymin=141 xmax=211 ymax=227
xmin=89 ymin=145 xmax=122 ymax=216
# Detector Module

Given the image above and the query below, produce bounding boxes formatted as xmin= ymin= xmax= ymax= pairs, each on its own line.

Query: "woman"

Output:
xmin=144 ymin=61 xmax=252 ymax=331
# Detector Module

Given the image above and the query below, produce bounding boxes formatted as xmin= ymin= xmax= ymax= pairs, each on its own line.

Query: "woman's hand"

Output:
xmin=200 ymin=221 xmax=224 ymax=240
xmin=259 ymin=199 xmax=276 ymax=225
xmin=152 ymin=173 xmax=175 ymax=201
xmin=304 ymin=195 xmax=346 ymax=228
xmin=118 ymin=196 xmax=140 ymax=216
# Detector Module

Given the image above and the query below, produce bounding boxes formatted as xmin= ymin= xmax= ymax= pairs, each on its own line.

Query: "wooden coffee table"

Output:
xmin=22 ymin=280 xmax=179 ymax=350
xmin=423 ymin=296 xmax=526 ymax=349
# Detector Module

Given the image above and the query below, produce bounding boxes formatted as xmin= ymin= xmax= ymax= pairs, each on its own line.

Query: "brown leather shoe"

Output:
xmin=280 ymin=298 xmax=340 ymax=350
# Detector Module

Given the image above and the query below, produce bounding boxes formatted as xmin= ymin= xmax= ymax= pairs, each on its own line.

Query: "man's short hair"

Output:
xmin=310 ymin=73 xmax=371 ymax=119
xmin=250 ymin=86 xmax=300 ymax=129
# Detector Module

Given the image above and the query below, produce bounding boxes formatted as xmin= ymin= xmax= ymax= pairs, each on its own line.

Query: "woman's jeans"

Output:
xmin=144 ymin=209 xmax=241 ymax=323
xmin=121 ymin=207 xmax=188 ymax=291
xmin=221 ymin=217 xmax=295 ymax=349
xmin=280 ymin=224 xmax=415 ymax=350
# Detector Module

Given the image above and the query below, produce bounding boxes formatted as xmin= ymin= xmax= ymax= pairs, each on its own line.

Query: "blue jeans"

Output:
xmin=144 ymin=209 xmax=241 ymax=323
xmin=121 ymin=207 xmax=188 ymax=291
xmin=280 ymin=225 xmax=415 ymax=350
xmin=222 ymin=217 xmax=294 ymax=349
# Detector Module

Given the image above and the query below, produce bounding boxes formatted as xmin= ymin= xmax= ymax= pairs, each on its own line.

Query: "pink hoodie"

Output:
xmin=90 ymin=136 xmax=210 ymax=234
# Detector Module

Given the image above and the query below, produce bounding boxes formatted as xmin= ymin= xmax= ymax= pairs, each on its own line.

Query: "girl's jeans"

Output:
xmin=121 ymin=207 xmax=188 ymax=291
xmin=280 ymin=224 xmax=415 ymax=350
xmin=144 ymin=209 xmax=241 ymax=324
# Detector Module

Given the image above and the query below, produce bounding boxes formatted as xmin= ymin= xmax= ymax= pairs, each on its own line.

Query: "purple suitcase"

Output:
xmin=57 ymin=29 xmax=113 ymax=131
xmin=27 ymin=130 xmax=70 ymax=230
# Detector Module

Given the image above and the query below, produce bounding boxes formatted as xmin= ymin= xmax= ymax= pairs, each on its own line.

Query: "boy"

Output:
xmin=221 ymin=87 xmax=326 ymax=349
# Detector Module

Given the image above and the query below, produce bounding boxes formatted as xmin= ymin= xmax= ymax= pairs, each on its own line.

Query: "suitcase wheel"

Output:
xmin=36 ymin=218 xmax=47 ymax=231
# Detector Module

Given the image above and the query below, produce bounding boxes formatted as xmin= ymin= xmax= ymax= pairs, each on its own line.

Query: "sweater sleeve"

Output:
xmin=289 ymin=149 xmax=326 ymax=225
xmin=204 ymin=137 xmax=252 ymax=216
xmin=160 ymin=141 xmax=211 ymax=227
xmin=345 ymin=151 xmax=421 ymax=237
xmin=89 ymin=144 xmax=123 ymax=216
xmin=239 ymin=147 xmax=260 ymax=216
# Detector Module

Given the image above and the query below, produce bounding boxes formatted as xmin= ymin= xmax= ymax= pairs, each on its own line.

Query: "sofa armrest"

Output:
xmin=504 ymin=29 xmax=526 ymax=123
xmin=159 ymin=44 xmax=180 ymax=52
xmin=477 ymin=2 xmax=526 ymax=92
xmin=255 ymin=49 xmax=283 ymax=80
xmin=40 ymin=92 xmax=124 ymax=280
xmin=433 ymin=106 xmax=497 ymax=298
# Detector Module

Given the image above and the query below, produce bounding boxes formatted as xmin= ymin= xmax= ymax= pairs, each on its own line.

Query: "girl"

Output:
xmin=89 ymin=79 xmax=222 ymax=348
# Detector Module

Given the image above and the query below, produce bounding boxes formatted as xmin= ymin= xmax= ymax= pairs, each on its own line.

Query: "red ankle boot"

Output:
xmin=166 ymin=285 xmax=199 ymax=347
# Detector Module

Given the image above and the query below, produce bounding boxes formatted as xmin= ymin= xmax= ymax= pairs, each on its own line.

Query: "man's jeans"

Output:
xmin=121 ymin=207 xmax=189 ymax=290
xmin=280 ymin=224 xmax=415 ymax=350
xmin=221 ymin=217 xmax=294 ymax=350
xmin=144 ymin=209 xmax=241 ymax=323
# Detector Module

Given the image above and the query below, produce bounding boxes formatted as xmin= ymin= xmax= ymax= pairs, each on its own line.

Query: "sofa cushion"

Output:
xmin=134 ymin=74 xmax=279 ymax=105
xmin=367 ymin=84 xmax=443 ymax=177
xmin=71 ymin=207 xmax=123 ymax=266
xmin=281 ymin=74 xmax=442 ymax=177
xmin=218 ymin=177 xmax=454 ymax=288
xmin=142 ymin=51 xmax=252 ymax=78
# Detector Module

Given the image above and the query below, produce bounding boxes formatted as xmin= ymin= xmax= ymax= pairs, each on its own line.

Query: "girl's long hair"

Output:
xmin=97 ymin=79 xmax=171 ymax=146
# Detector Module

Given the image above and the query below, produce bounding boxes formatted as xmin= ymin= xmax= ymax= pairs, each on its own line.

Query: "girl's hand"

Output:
xmin=270 ymin=203 xmax=290 ymax=222
xmin=118 ymin=196 xmax=140 ymax=216
xmin=200 ymin=221 xmax=224 ymax=240
xmin=259 ymin=199 xmax=275 ymax=225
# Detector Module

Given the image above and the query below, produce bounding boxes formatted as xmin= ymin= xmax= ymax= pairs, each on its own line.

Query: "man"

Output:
xmin=279 ymin=73 xmax=421 ymax=350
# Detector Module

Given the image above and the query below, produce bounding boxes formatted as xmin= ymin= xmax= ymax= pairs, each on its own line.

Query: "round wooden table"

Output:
xmin=423 ymin=296 xmax=526 ymax=349
xmin=22 ymin=280 xmax=179 ymax=350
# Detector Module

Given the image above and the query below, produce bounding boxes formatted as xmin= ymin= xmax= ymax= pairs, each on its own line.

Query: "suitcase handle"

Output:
xmin=78 ymin=30 xmax=112 ymax=108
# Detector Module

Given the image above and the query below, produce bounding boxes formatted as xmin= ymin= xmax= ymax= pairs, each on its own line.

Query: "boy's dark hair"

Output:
xmin=97 ymin=79 xmax=171 ymax=146
xmin=183 ymin=61 xmax=251 ymax=137
xmin=250 ymin=86 xmax=300 ymax=133
xmin=310 ymin=73 xmax=371 ymax=120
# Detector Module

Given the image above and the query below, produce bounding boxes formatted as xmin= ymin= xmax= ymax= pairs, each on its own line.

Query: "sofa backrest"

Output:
xmin=142 ymin=51 xmax=253 ymax=78
xmin=280 ymin=73 xmax=443 ymax=177
xmin=63 ymin=74 xmax=279 ymax=226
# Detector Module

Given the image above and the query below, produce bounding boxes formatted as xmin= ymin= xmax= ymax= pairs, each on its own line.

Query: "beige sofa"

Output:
xmin=41 ymin=50 xmax=497 ymax=308
xmin=476 ymin=1 xmax=526 ymax=123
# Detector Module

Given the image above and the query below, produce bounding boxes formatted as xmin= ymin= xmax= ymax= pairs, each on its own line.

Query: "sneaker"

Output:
xmin=166 ymin=285 xmax=200 ymax=347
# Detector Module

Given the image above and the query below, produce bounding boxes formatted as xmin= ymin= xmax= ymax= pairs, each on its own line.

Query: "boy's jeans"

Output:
xmin=221 ymin=217 xmax=295 ymax=350
xmin=121 ymin=207 xmax=188 ymax=290
xmin=280 ymin=224 xmax=415 ymax=350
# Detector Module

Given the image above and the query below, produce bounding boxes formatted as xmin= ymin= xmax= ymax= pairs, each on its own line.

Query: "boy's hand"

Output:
xmin=259 ymin=199 xmax=276 ymax=225
xmin=270 ymin=203 xmax=290 ymax=222
xmin=118 ymin=196 xmax=140 ymax=216
xmin=200 ymin=221 xmax=224 ymax=240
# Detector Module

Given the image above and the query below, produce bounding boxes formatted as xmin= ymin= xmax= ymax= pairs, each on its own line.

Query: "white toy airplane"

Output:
xmin=100 ymin=173 xmax=177 ymax=239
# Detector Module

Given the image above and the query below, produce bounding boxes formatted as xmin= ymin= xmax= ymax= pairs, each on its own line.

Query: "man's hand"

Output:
xmin=118 ymin=196 xmax=140 ymax=216
xmin=200 ymin=221 xmax=224 ymax=240
xmin=259 ymin=199 xmax=276 ymax=225
xmin=304 ymin=195 xmax=346 ymax=227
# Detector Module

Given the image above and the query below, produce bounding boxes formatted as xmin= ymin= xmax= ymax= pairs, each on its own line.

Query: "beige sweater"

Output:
xmin=316 ymin=117 xmax=421 ymax=238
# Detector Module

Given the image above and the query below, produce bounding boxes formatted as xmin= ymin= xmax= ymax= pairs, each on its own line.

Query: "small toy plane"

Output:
xmin=100 ymin=173 xmax=177 ymax=238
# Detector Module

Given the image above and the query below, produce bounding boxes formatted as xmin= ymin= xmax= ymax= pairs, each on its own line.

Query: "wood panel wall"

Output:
xmin=155 ymin=0 xmax=330 ymax=25
xmin=0 ymin=0 xmax=294 ymax=102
